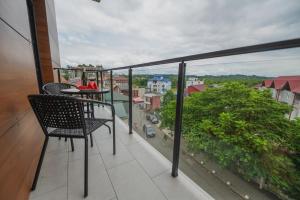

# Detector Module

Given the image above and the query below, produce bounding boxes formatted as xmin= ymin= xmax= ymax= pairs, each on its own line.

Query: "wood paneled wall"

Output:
xmin=33 ymin=0 xmax=53 ymax=83
xmin=0 ymin=0 xmax=60 ymax=199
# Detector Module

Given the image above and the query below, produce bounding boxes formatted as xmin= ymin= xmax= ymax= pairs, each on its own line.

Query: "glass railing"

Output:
xmin=55 ymin=39 xmax=300 ymax=200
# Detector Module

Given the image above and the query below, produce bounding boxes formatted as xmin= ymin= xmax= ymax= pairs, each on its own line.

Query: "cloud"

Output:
xmin=54 ymin=0 xmax=300 ymax=76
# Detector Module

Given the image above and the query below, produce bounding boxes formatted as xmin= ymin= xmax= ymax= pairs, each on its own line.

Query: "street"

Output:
xmin=132 ymin=104 xmax=279 ymax=200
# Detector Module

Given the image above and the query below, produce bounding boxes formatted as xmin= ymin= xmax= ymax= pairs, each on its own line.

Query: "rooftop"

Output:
xmin=144 ymin=93 xmax=161 ymax=97
xmin=263 ymin=76 xmax=300 ymax=94
xmin=149 ymin=76 xmax=171 ymax=83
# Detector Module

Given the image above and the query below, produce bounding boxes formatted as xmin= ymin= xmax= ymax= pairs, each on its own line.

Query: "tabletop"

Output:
xmin=60 ymin=88 xmax=110 ymax=95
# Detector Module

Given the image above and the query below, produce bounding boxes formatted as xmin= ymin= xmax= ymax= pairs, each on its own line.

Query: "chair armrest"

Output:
xmin=78 ymin=98 xmax=115 ymax=118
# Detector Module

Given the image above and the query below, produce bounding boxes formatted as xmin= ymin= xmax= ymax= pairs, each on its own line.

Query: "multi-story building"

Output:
xmin=114 ymin=76 xmax=128 ymax=87
xmin=147 ymin=75 xmax=171 ymax=94
xmin=186 ymin=77 xmax=204 ymax=88
xmin=261 ymin=76 xmax=300 ymax=119
xmin=144 ymin=93 xmax=161 ymax=111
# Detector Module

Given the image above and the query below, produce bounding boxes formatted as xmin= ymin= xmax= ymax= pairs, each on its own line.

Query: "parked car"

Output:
xmin=143 ymin=124 xmax=156 ymax=138
xmin=146 ymin=113 xmax=159 ymax=124
xmin=150 ymin=115 xmax=159 ymax=124
xmin=146 ymin=114 xmax=151 ymax=121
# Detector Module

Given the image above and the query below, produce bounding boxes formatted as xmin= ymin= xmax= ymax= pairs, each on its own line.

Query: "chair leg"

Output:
xmin=104 ymin=123 xmax=111 ymax=134
xmin=70 ymin=138 xmax=74 ymax=152
xmin=31 ymin=136 xmax=49 ymax=190
xmin=90 ymin=134 xmax=93 ymax=147
xmin=101 ymin=94 xmax=104 ymax=107
xmin=113 ymin=119 xmax=116 ymax=155
xmin=65 ymin=137 xmax=67 ymax=142
xmin=91 ymin=103 xmax=95 ymax=118
xmin=84 ymin=138 xmax=88 ymax=198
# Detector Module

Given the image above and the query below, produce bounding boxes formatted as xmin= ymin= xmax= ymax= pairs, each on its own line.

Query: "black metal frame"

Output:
xmin=54 ymin=38 xmax=300 ymax=178
xmin=110 ymin=70 xmax=114 ymax=105
xmin=28 ymin=95 xmax=116 ymax=198
xmin=172 ymin=61 xmax=186 ymax=177
xmin=128 ymin=68 xmax=133 ymax=134
xmin=100 ymin=71 xmax=104 ymax=103
xmin=26 ymin=0 xmax=43 ymax=93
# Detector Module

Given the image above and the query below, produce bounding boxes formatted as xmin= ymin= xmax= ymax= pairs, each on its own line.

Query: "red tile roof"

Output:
xmin=263 ymin=75 xmax=300 ymax=94
xmin=186 ymin=84 xmax=206 ymax=95
xmin=133 ymin=97 xmax=144 ymax=103
xmin=277 ymin=76 xmax=300 ymax=80
xmin=191 ymin=84 xmax=206 ymax=91
xmin=286 ymin=80 xmax=300 ymax=94
xmin=263 ymin=80 xmax=273 ymax=87
xmin=273 ymin=79 xmax=287 ymax=89
xmin=114 ymin=76 xmax=128 ymax=81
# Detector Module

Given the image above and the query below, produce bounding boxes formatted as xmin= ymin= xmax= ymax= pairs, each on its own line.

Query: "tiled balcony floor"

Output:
xmin=29 ymin=107 xmax=214 ymax=200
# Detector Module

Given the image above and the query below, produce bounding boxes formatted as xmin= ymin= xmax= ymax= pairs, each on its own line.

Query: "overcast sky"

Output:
xmin=54 ymin=0 xmax=300 ymax=76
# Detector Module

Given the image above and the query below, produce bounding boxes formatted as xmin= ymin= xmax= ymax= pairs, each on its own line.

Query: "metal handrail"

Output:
xmin=101 ymin=38 xmax=300 ymax=71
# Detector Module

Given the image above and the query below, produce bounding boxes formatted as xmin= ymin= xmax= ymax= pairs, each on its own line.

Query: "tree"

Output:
xmin=62 ymin=70 xmax=71 ymax=81
xmin=162 ymin=90 xmax=175 ymax=107
xmin=133 ymin=76 xmax=148 ymax=88
xmin=160 ymin=82 xmax=300 ymax=198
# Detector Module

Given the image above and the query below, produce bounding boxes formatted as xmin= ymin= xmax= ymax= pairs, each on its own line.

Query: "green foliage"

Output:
xmin=201 ymin=74 xmax=270 ymax=87
xmin=162 ymin=90 xmax=175 ymax=107
xmin=133 ymin=76 xmax=148 ymax=87
xmin=62 ymin=70 xmax=71 ymax=81
xmin=160 ymin=82 xmax=299 ymax=198
xmin=171 ymin=77 xmax=178 ymax=89
xmin=130 ymin=74 xmax=268 ymax=88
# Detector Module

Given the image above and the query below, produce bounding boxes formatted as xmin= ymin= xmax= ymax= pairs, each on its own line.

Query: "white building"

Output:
xmin=147 ymin=76 xmax=171 ymax=94
xmin=261 ymin=76 xmax=300 ymax=119
xmin=186 ymin=77 xmax=204 ymax=88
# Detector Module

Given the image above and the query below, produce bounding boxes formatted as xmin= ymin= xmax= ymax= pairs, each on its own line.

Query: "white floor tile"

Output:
xmin=128 ymin=141 xmax=170 ymax=178
xmin=153 ymin=171 xmax=214 ymax=200
xmin=30 ymin=186 xmax=67 ymax=200
xmin=68 ymin=155 xmax=115 ymax=200
xmin=108 ymin=161 xmax=166 ymax=200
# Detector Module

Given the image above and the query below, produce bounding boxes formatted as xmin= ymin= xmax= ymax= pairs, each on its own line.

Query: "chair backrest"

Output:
xmin=28 ymin=95 xmax=86 ymax=133
xmin=42 ymin=83 xmax=74 ymax=95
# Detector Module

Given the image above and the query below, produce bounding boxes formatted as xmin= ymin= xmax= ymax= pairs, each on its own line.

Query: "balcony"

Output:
xmin=2 ymin=0 xmax=300 ymax=199
xmin=50 ymin=40 xmax=300 ymax=200
xmin=29 ymin=107 xmax=213 ymax=200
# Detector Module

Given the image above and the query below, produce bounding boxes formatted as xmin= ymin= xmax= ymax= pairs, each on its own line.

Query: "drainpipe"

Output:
xmin=289 ymin=93 xmax=296 ymax=120
xmin=276 ymin=89 xmax=280 ymax=101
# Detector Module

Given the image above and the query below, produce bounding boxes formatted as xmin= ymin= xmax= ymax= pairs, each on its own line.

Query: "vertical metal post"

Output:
xmin=96 ymin=71 xmax=99 ymax=87
xmin=172 ymin=61 xmax=186 ymax=177
xmin=100 ymin=71 xmax=104 ymax=89
xmin=110 ymin=70 xmax=114 ymax=105
xmin=100 ymin=71 xmax=104 ymax=102
xmin=57 ymin=69 xmax=61 ymax=83
xmin=128 ymin=68 xmax=133 ymax=134
xmin=82 ymin=71 xmax=87 ymax=86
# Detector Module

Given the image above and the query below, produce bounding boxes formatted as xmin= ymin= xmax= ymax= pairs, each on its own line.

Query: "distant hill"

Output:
xmin=197 ymin=74 xmax=273 ymax=87
xmin=132 ymin=74 xmax=272 ymax=88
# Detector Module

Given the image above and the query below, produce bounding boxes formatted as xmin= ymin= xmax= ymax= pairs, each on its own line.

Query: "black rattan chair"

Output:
xmin=28 ymin=94 xmax=116 ymax=198
xmin=42 ymin=82 xmax=78 ymax=143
